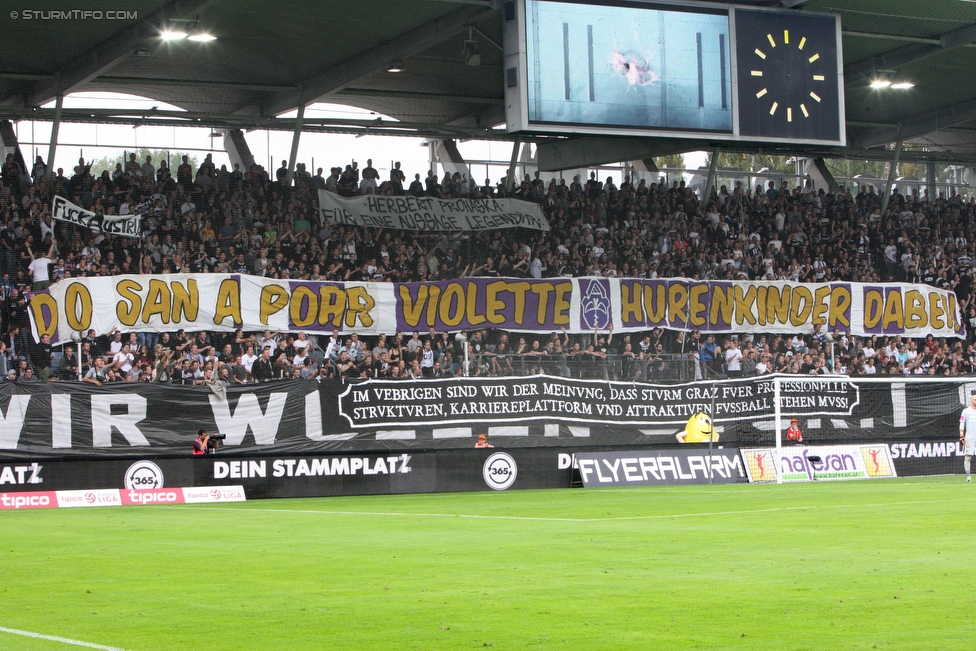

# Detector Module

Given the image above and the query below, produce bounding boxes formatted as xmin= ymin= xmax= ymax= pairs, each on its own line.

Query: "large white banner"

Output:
xmin=52 ymin=196 xmax=142 ymax=238
xmin=28 ymin=275 xmax=964 ymax=344
xmin=317 ymin=190 xmax=550 ymax=232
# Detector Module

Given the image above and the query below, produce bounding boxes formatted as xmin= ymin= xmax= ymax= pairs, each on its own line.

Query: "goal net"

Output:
xmin=731 ymin=375 xmax=971 ymax=483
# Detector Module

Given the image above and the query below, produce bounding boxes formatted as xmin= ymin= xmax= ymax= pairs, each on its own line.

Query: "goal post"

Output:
xmin=738 ymin=374 xmax=972 ymax=483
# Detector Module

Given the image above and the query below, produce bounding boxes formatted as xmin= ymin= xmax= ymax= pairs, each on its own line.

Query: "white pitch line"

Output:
xmin=179 ymin=496 xmax=976 ymax=523
xmin=0 ymin=626 xmax=131 ymax=651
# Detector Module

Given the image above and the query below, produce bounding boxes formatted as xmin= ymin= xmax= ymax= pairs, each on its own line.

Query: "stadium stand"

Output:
xmin=1 ymin=150 xmax=974 ymax=383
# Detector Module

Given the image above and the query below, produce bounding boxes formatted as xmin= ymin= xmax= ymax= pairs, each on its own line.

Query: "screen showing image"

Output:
xmin=525 ymin=0 xmax=733 ymax=132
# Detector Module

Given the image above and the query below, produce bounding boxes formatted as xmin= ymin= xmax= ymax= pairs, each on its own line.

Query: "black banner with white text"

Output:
xmin=0 ymin=376 xmax=969 ymax=460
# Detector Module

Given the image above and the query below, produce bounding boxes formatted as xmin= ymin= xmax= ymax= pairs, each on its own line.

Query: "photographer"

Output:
xmin=192 ymin=429 xmax=209 ymax=456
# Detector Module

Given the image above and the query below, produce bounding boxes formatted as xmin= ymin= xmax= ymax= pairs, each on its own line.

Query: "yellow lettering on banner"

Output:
xmin=882 ymin=290 xmax=905 ymax=331
xmin=620 ymin=283 xmax=643 ymax=326
xmin=319 ymin=286 xmax=346 ymax=327
xmin=553 ymin=282 xmax=572 ymax=325
xmin=668 ymin=283 xmax=688 ymax=326
xmin=213 ymin=279 xmax=242 ymax=326
xmin=733 ymin=285 xmax=758 ymax=325
xmin=439 ymin=283 xmax=464 ymax=327
xmin=644 ymin=283 xmax=666 ymax=324
xmin=290 ymin=285 xmax=318 ymax=328
xmin=398 ymin=285 xmax=427 ymax=328
xmin=928 ymin=292 xmax=945 ymax=330
xmin=171 ymin=279 xmax=199 ymax=323
xmin=484 ymin=281 xmax=508 ymax=325
xmin=530 ymin=282 xmax=554 ymax=325
xmin=259 ymin=285 xmax=289 ymax=325
xmin=116 ymin=279 xmax=143 ymax=327
xmin=790 ymin=286 xmax=813 ymax=326
xmin=766 ymin=286 xmax=791 ymax=325
xmin=64 ymin=282 xmax=92 ymax=331
xmin=811 ymin=286 xmax=831 ymax=325
xmin=863 ymin=290 xmax=883 ymax=329
xmin=142 ymin=279 xmax=171 ymax=324
xmin=425 ymin=285 xmax=441 ymax=327
xmin=28 ymin=293 xmax=58 ymax=339
xmin=756 ymin=286 xmax=768 ymax=325
xmin=688 ymin=284 xmax=708 ymax=326
xmin=948 ymin=293 xmax=959 ymax=331
xmin=828 ymin=287 xmax=851 ymax=328
xmin=508 ymin=281 xmax=531 ymax=325
xmin=905 ymin=290 xmax=927 ymax=329
xmin=709 ymin=286 xmax=734 ymax=327
xmin=466 ymin=282 xmax=486 ymax=326
xmin=344 ymin=286 xmax=375 ymax=328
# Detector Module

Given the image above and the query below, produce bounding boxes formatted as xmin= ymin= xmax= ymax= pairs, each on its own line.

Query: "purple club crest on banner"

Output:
xmin=579 ymin=279 xmax=611 ymax=330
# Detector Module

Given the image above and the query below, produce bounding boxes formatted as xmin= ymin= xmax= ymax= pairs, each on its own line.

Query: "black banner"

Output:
xmin=0 ymin=376 xmax=968 ymax=460
xmin=338 ymin=376 xmax=859 ymax=428
xmin=888 ymin=440 xmax=966 ymax=478
xmin=574 ymin=449 xmax=747 ymax=486
xmin=0 ymin=449 xmax=576 ymax=498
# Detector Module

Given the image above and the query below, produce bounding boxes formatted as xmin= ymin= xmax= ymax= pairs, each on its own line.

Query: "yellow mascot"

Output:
xmin=675 ymin=412 xmax=718 ymax=443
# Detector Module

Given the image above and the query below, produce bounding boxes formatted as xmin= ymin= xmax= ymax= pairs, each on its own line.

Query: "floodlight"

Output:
xmin=891 ymin=82 xmax=915 ymax=89
xmin=160 ymin=30 xmax=187 ymax=40
xmin=187 ymin=28 xmax=216 ymax=42
xmin=387 ymin=60 xmax=405 ymax=73
xmin=870 ymin=80 xmax=891 ymax=89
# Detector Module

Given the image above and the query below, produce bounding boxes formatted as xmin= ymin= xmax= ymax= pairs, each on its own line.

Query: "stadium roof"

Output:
xmin=2 ymin=0 xmax=976 ymax=163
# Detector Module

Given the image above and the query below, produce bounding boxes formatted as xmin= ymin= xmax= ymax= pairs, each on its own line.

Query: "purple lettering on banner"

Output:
xmin=395 ymin=279 xmax=574 ymax=333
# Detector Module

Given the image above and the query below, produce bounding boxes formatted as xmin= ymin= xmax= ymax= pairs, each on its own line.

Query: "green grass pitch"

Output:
xmin=1 ymin=476 xmax=972 ymax=650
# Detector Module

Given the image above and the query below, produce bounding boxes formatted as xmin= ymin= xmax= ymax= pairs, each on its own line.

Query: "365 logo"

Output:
xmin=483 ymin=452 xmax=518 ymax=491
xmin=124 ymin=461 xmax=164 ymax=490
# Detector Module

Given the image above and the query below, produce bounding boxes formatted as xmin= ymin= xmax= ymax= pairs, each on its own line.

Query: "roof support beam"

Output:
xmin=254 ymin=4 xmax=497 ymax=117
xmin=845 ymin=22 xmax=976 ymax=85
xmin=336 ymin=88 xmax=502 ymax=104
xmin=780 ymin=0 xmax=814 ymax=7
xmin=96 ymin=76 xmax=300 ymax=93
xmin=2 ymin=0 xmax=218 ymax=108
xmin=851 ymin=97 xmax=976 ymax=149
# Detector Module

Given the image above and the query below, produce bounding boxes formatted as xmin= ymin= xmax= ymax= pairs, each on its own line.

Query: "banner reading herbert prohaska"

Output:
xmin=318 ymin=190 xmax=549 ymax=232
xmin=52 ymin=196 xmax=142 ymax=238
xmin=339 ymin=375 xmax=860 ymax=429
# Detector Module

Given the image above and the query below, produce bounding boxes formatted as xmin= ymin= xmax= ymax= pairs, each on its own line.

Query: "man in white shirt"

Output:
xmin=725 ymin=339 xmax=743 ymax=378
xmin=113 ymin=344 xmax=135 ymax=377
xmin=257 ymin=330 xmax=279 ymax=356
xmin=27 ymin=238 xmax=56 ymax=291
xmin=241 ymin=346 xmax=258 ymax=376
xmin=960 ymin=393 xmax=976 ymax=482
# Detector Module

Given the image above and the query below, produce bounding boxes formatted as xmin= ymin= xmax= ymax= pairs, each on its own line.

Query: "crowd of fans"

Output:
xmin=1 ymin=146 xmax=975 ymax=384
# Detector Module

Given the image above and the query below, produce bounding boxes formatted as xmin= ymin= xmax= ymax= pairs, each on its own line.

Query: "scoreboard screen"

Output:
xmin=503 ymin=0 xmax=846 ymax=146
